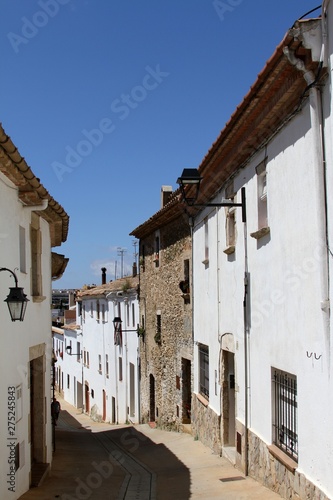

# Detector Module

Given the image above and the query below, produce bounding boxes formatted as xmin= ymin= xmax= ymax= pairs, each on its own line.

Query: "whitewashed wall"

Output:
xmin=193 ymin=12 xmax=333 ymax=497
xmin=0 ymin=172 xmax=53 ymax=499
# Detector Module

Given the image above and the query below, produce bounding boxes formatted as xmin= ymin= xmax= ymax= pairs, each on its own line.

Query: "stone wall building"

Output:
xmin=131 ymin=187 xmax=193 ymax=430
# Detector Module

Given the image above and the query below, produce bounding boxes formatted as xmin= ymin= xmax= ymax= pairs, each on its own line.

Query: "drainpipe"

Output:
xmin=283 ymin=45 xmax=330 ymax=355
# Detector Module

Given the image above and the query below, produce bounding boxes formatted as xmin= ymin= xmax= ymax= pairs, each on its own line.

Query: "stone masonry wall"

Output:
xmin=247 ymin=429 xmax=330 ymax=500
xmin=191 ymin=394 xmax=221 ymax=454
xmin=139 ymin=213 xmax=193 ymax=431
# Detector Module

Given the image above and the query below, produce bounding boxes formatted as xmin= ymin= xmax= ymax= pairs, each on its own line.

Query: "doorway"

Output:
xmin=149 ymin=374 xmax=155 ymax=422
xmin=30 ymin=356 xmax=46 ymax=475
xmin=102 ymin=390 xmax=106 ymax=421
xmin=181 ymin=358 xmax=191 ymax=423
xmin=222 ymin=350 xmax=235 ymax=446
xmin=129 ymin=363 xmax=135 ymax=418
xmin=85 ymin=383 xmax=90 ymax=414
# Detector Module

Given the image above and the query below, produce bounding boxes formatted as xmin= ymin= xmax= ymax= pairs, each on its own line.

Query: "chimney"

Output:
xmin=101 ymin=267 xmax=107 ymax=285
xmin=133 ymin=262 xmax=137 ymax=277
xmin=161 ymin=185 xmax=173 ymax=208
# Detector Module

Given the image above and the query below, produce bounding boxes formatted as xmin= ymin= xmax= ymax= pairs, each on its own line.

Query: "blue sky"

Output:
xmin=0 ymin=0 xmax=320 ymax=289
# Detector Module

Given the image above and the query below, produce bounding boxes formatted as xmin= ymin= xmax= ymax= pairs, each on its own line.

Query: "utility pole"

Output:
xmin=132 ymin=240 xmax=138 ymax=267
xmin=117 ymin=247 xmax=127 ymax=278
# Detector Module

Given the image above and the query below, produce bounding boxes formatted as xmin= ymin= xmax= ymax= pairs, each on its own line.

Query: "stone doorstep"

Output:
xmin=30 ymin=462 xmax=50 ymax=487
xmin=179 ymin=423 xmax=192 ymax=436
xmin=222 ymin=446 xmax=237 ymax=466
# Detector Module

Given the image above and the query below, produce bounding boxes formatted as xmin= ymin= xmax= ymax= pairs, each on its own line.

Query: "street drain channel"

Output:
xmin=220 ymin=476 xmax=246 ymax=482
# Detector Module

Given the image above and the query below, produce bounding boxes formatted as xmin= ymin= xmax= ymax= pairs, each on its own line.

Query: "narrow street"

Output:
xmin=19 ymin=397 xmax=282 ymax=499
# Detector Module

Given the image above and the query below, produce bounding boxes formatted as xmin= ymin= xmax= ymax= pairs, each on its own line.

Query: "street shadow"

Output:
xmin=57 ymin=409 xmax=91 ymax=431
xmin=96 ymin=426 xmax=191 ymax=500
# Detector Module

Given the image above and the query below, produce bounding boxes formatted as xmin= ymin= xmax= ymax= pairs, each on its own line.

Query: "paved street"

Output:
xmin=19 ymin=397 xmax=282 ymax=499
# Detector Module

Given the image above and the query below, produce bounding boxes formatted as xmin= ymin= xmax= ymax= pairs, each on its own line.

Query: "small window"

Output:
xmin=203 ymin=218 xmax=209 ymax=264
xmin=77 ymin=342 xmax=81 ymax=362
xmin=67 ymin=374 xmax=70 ymax=389
xmin=90 ymin=302 xmax=93 ymax=317
xmin=119 ymin=357 xmax=123 ymax=381
xmin=199 ymin=344 xmax=209 ymax=400
xmin=154 ymin=232 xmax=160 ymax=267
xmin=19 ymin=226 xmax=26 ymax=273
xmin=98 ymin=355 xmax=102 ymax=373
xmin=258 ymin=170 xmax=268 ymax=229
xmin=272 ymin=368 xmax=298 ymax=462
xmin=224 ymin=205 xmax=236 ymax=254
xmin=96 ymin=301 xmax=100 ymax=321
xmin=155 ymin=312 xmax=161 ymax=344
xmin=87 ymin=351 xmax=90 ymax=368
xmin=30 ymin=214 xmax=42 ymax=297
xmin=132 ymin=303 xmax=135 ymax=327
xmin=101 ymin=304 xmax=105 ymax=323
xmin=106 ymin=354 xmax=109 ymax=378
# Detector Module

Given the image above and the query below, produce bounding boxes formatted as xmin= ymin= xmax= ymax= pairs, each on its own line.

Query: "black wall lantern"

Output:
xmin=0 ymin=267 xmax=29 ymax=321
xmin=177 ymin=167 xmax=246 ymax=222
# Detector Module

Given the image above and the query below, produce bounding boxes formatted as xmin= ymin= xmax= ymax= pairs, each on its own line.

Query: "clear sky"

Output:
xmin=0 ymin=0 xmax=320 ymax=289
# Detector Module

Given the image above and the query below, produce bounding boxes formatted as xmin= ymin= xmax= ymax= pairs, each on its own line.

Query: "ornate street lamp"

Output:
xmin=0 ymin=267 xmax=29 ymax=321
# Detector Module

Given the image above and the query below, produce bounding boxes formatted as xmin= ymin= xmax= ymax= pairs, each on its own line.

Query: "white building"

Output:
xmin=54 ymin=273 xmax=140 ymax=424
xmin=0 ymin=124 xmax=69 ymax=499
xmin=187 ymin=4 xmax=333 ymax=499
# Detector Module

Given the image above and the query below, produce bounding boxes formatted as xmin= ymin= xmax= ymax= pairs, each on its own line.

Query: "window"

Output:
xmin=154 ymin=232 xmax=160 ymax=267
xmin=258 ymin=169 xmax=268 ymax=229
xmin=87 ymin=351 xmax=90 ymax=368
xmin=102 ymin=304 xmax=105 ymax=323
xmin=225 ymin=205 xmax=236 ymax=253
xmin=155 ymin=312 xmax=161 ymax=344
xmin=251 ymin=159 xmax=270 ymax=239
xmin=77 ymin=342 xmax=81 ymax=362
xmin=203 ymin=217 xmax=209 ymax=264
xmin=30 ymin=214 xmax=42 ymax=297
xmin=132 ymin=303 xmax=135 ymax=327
xmin=199 ymin=344 xmax=209 ymax=400
xmin=119 ymin=357 xmax=123 ymax=381
xmin=67 ymin=374 xmax=70 ymax=389
xmin=82 ymin=304 xmax=86 ymax=322
xmin=272 ymin=368 xmax=298 ymax=461
xmin=90 ymin=302 xmax=93 ymax=317
xmin=98 ymin=355 xmax=102 ymax=374
xmin=96 ymin=301 xmax=100 ymax=321
xmin=105 ymin=354 xmax=109 ymax=378
xmin=19 ymin=226 xmax=26 ymax=273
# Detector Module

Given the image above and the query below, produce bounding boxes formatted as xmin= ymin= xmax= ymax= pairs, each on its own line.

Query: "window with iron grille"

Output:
xmin=199 ymin=344 xmax=209 ymax=400
xmin=272 ymin=368 xmax=298 ymax=461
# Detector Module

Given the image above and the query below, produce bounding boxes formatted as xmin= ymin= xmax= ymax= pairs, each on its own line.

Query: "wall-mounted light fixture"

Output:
xmin=113 ymin=317 xmax=141 ymax=346
xmin=0 ymin=267 xmax=29 ymax=321
xmin=177 ymin=168 xmax=246 ymax=222
xmin=66 ymin=346 xmax=81 ymax=357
